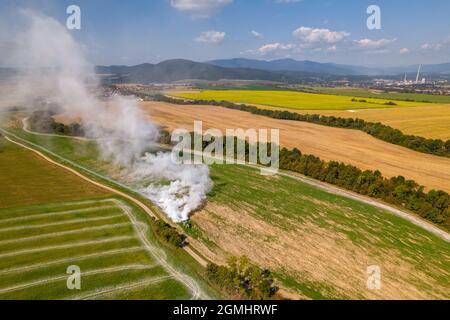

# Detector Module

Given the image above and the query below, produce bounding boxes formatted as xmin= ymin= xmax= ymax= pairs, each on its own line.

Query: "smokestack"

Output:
xmin=415 ymin=64 xmax=422 ymax=84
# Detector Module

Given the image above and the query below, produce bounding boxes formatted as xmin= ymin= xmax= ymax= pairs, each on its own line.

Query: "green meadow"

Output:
xmin=0 ymin=133 xmax=217 ymax=300
xmin=1 ymin=122 xmax=449 ymax=299
xmin=187 ymin=164 xmax=450 ymax=299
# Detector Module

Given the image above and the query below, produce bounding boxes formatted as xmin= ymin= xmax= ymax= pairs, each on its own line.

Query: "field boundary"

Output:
xmin=160 ymin=94 xmax=450 ymax=158
xmin=2 ymin=126 xmax=211 ymax=265
xmin=182 ymin=148 xmax=450 ymax=243
xmin=4 ymin=126 xmax=449 ymax=242
xmin=0 ymin=132 xmax=209 ymax=299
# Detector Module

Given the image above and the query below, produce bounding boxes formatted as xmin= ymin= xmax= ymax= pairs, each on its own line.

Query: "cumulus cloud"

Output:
xmin=399 ymin=48 xmax=410 ymax=54
xmin=195 ymin=30 xmax=226 ymax=43
xmin=327 ymin=45 xmax=337 ymax=52
xmin=420 ymin=41 xmax=447 ymax=51
xmin=353 ymin=38 xmax=396 ymax=49
xmin=170 ymin=0 xmax=232 ymax=18
xmin=251 ymin=30 xmax=263 ymax=39
xmin=293 ymin=26 xmax=350 ymax=45
xmin=256 ymin=42 xmax=295 ymax=55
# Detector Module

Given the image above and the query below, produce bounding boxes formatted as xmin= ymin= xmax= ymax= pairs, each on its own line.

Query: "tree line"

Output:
xmin=278 ymin=147 xmax=449 ymax=230
xmin=206 ymin=256 xmax=279 ymax=300
xmin=151 ymin=218 xmax=187 ymax=248
xmin=182 ymin=132 xmax=450 ymax=231
xmin=28 ymin=111 xmax=85 ymax=137
xmin=151 ymin=94 xmax=450 ymax=158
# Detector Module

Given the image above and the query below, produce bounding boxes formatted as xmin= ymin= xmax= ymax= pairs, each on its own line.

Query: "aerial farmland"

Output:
xmin=0 ymin=0 xmax=449 ymax=308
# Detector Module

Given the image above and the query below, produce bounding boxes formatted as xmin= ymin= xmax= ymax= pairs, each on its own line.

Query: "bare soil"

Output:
xmin=141 ymin=101 xmax=450 ymax=192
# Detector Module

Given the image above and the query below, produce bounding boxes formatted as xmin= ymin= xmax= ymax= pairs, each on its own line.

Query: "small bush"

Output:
xmin=206 ymin=256 xmax=279 ymax=300
xmin=152 ymin=219 xmax=187 ymax=248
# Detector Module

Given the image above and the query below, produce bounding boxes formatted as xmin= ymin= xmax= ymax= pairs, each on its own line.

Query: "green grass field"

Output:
xmin=0 ymin=198 xmax=192 ymax=299
xmin=0 ymin=139 xmax=110 ymax=209
xmin=2 ymin=120 xmax=449 ymax=299
xmin=0 ymin=135 xmax=214 ymax=300
xmin=172 ymin=90 xmax=427 ymax=110
xmin=187 ymin=164 xmax=450 ymax=299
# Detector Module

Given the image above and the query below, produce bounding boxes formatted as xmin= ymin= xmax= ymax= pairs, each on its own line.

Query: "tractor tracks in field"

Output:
xmin=16 ymin=117 xmax=450 ymax=242
xmin=0 ymin=130 xmax=208 ymax=300
xmin=0 ymin=264 xmax=157 ymax=295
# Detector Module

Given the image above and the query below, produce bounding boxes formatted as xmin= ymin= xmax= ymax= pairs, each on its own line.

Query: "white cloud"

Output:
xmin=170 ymin=0 xmax=232 ymax=18
xmin=399 ymin=48 xmax=410 ymax=54
xmin=251 ymin=30 xmax=263 ymax=39
xmin=421 ymin=42 xmax=444 ymax=51
xmin=253 ymin=42 xmax=295 ymax=55
xmin=353 ymin=38 xmax=396 ymax=49
xmin=195 ymin=30 xmax=226 ymax=43
xmin=327 ymin=45 xmax=337 ymax=52
xmin=293 ymin=26 xmax=350 ymax=45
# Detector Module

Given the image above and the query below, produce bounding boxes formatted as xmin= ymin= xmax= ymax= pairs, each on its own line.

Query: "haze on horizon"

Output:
xmin=0 ymin=0 xmax=449 ymax=68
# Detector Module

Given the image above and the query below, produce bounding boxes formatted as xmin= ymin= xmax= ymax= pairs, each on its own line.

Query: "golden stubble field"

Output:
xmin=262 ymin=104 xmax=450 ymax=141
xmin=141 ymin=101 xmax=450 ymax=193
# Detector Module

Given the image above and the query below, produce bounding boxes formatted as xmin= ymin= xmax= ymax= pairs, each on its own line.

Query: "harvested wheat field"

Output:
xmin=262 ymin=104 xmax=450 ymax=141
xmin=141 ymin=101 xmax=450 ymax=192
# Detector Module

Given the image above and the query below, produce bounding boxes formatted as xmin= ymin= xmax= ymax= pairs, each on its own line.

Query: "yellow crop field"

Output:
xmin=263 ymin=104 xmax=450 ymax=140
xmin=172 ymin=90 xmax=426 ymax=110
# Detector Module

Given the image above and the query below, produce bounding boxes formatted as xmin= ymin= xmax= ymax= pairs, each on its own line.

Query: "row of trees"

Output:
xmin=279 ymin=148 xmax=449 ymax=229
xmin=152 ymin=94 xmax=450 ymax=158
xmin=151 ymin=218 xmax=187 ymax=248
xmin=206 ymin=256 xmax=279 ymax=300
xmin=184 ymin=131 xmax=449 ymax=231
xmin=28 ymin=111 xmax=85 ymax=137
xmin=351 ymin=98 xmax=398 ymax=106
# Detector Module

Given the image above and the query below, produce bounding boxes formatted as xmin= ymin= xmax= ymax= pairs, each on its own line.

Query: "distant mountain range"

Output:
xmin=95 ymin=58 xmax=450 ymax=84
xmin=4 ymin=58 xmax=447 ymax=85
xmin=95 ymin=59 xmax=342 ymax=84
xmin=208 ymin=58 xmax=450 ymax=76
xmin=208 ymin=58 xmax=356 ymax=75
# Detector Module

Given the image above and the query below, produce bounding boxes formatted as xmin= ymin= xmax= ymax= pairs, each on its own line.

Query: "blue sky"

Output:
xmin=1 ymin=0 xmax=450 ymax=66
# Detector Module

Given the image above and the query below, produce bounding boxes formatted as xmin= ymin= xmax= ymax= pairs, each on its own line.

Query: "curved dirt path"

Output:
xmin=9 ymin=124 xmax=450 ymax=243
xmin=73 ymin=276 xmax=174 ymax=300
xmin=277 ymin=170 xmax=450 ymax=242
xmin=0 ymin=264 xmax=154 ymax=295
xmin=184 ymin=149 xmax=450 ymax=243
xmin=1 ymin=133 xmax=208 ymax=300
xmin=142 ymin=101 xmax=450 ymax=192
xmin=0 ymin=246 xmax=144 ymax=276
xmin=0 ymin=222 xmax=131 ymax=246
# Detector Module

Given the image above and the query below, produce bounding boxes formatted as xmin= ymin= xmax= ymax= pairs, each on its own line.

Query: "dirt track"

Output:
xmin=142 ymin=101 xmax=450 ymax=192
xmin=1 ymin=133 xmax=206 ymax=300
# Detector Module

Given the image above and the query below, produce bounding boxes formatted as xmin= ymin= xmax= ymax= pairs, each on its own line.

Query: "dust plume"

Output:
xmin=0 ymin=10 xmax=212 ymax=222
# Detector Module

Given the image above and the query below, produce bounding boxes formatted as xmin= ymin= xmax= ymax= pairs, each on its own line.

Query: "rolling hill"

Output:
xmin=95 ymin=59 xmax=371 ymax=84
xmin=208 ymin=58 xmax=358 ymax=75
xmin=96 ymin=59 xmax=313 ymax=84
xmin=208 ymin=58 xmax=450 ymax=76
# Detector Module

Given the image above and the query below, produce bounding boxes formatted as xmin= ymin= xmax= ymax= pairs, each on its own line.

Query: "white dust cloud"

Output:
xmin=1 ymin=10 xmax=212 ymax=222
